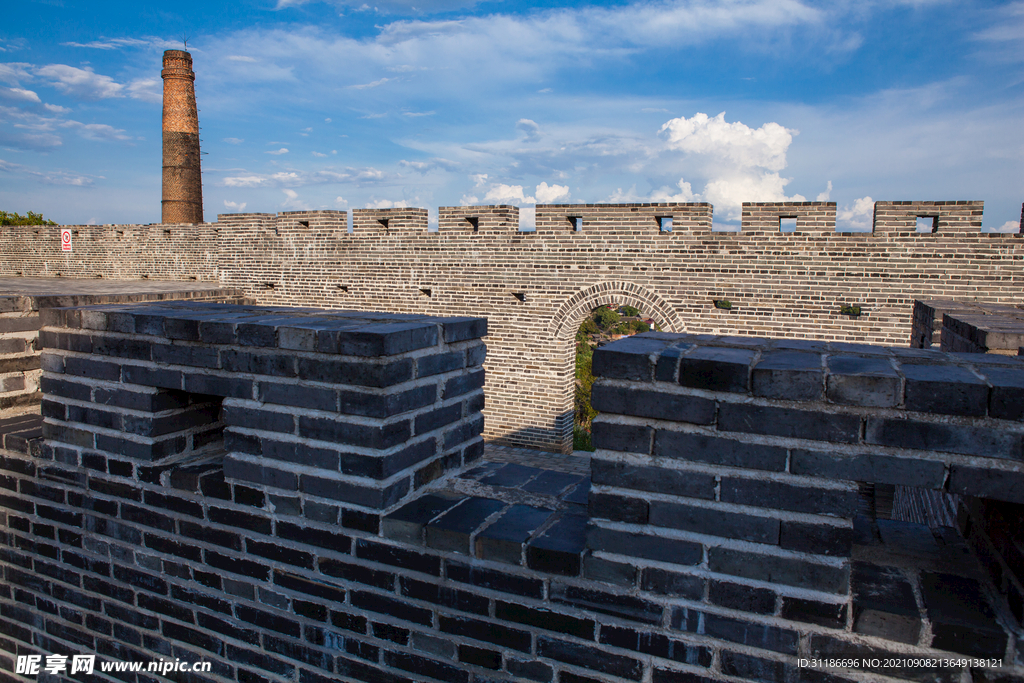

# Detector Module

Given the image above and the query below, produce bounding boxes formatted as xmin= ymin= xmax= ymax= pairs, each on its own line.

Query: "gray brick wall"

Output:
xmin=2 ymin=317 xmax=1023 ymax=683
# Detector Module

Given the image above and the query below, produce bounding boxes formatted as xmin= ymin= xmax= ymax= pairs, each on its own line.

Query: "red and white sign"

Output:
xmin=60 ymin=229 xmax=72 ymax=252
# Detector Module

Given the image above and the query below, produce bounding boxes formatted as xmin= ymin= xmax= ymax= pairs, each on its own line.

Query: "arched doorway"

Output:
xmin=547 ymin=282 xmax=683 ymax=453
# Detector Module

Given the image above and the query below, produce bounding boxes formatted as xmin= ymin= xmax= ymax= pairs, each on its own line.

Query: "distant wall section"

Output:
xmin=1 ymin=201 xmax=1023 ymax=451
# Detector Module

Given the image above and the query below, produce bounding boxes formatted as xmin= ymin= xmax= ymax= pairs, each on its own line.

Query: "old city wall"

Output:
xmin=1 ymin=201 xmax=1022 ymax=452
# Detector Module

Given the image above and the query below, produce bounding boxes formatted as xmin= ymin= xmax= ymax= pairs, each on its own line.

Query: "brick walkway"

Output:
xmin=481 ymin=443 xmax=591 ymax=476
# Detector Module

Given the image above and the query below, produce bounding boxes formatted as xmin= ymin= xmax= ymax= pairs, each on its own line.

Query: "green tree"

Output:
xmin=593 ymin=306 xmax=620 ymax=329
xmin=573 ymin=340 xmax=597 ymax=451
xmin=0 ymin=211 xmax=57 ymax=226
xmin=619 ymin=305 xmax=640 ymax=317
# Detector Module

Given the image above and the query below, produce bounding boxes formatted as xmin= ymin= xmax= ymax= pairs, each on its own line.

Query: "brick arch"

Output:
xmin=545 ymin=282 xmax=683 ymax=453
xmin=549 ymin=281 xmax=684 ymax=341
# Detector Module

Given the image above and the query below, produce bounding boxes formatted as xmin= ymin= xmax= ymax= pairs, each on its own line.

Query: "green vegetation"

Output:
xmin=840 ymin=304 xmax=862 ymax=317
xmin=573 ymin=304 xmax=652 ymax=452
xmin=0 ymin=211 xmax=57 ymax=226
xmin=593 ymin=305 xmax=620 ymax=328
xmin=713 ymin=299 xmax=732 ymax=310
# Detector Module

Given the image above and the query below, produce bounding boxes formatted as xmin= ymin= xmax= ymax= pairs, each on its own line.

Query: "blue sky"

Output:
xmin=1 ymin=0 xmax=1022 ymax=230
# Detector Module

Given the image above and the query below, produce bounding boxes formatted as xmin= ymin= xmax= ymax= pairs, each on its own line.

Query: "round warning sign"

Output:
xmin=60 ymin=229 xmax=72 ymax=252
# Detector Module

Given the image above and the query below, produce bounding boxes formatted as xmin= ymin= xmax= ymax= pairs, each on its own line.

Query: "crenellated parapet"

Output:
xmin=2 ymin=200 xmax=1023 ymax=452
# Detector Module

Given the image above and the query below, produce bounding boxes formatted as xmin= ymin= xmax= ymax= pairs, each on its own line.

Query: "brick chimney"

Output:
xmin=161 ymin=50 xmax=203 ymax=224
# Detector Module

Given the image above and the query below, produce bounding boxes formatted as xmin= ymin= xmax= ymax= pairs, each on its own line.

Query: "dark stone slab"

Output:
xmin=655 ymin=431 xmax=787 ymax=471
xmin=752 ymin=351 xmax=823 ymax=400
xmin=901 ymin=363 xmax=988 ymax=416
xmin=592 ymin=337 xmax=674 ymax=381
xmin=521 ymin=470 xmax=583 ymax=496
xmin=678 ymin=346 xmax=754 ymax=393
xmin=425 ymin=497 xmax=505 ymax=555
xmin=851 ymin=562 xmax=920 ymax=644
xmin=826 ymin=355 xmax=900 ymax=407
xmin=591 ymin=385 xmax=715 ymax=424
xmin=526 ymin=513 xmax=588 ymax=576
xmin=475 ymin=505 xmax=554 ymax=564
xmin=477 ymin=463 xmax=543 ymax=489
xmin=381 ymin=493 xmax=465 ymax=544
xmin=983 ymin=367 xmax=1024 ymax=421
xmin=920 ymin=572 xmax=1007 ymax=658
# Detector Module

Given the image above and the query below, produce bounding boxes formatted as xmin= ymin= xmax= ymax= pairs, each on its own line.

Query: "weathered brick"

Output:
xmin=718 ymin=403 xmax=861 ymax=443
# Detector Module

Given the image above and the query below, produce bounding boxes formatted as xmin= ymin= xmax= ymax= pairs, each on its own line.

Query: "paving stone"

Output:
xmin=477 ymin=462 xmax=542 ymax=489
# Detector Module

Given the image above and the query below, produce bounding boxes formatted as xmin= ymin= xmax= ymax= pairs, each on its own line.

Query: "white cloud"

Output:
xmin=282 ymin=188 xmax=309 ymax=210
xmin=402 ymin=110 xmax=435 ymax=117
xmin=228 ymin=55 xmax=258 ymax=62
xmin=126 ymin=78 xmax=161 ymax=103
xmin=224 ymin=200 xmax=248 ymax=212
xmin=0 ymin=158 xmax=96 ymax=186
xmin=223 ymin=176 xmax=267 ymax=187
xmin=816 ymin=180 xmax=833 ymax=202
xmin=649 ymin=179 xmax=697 ymax=202
xmin=312 ymin=151 xmax=328 ymax=157
xmin=223 ymin=137 xmax=244 ymax=144
xmin=0 ymin=87 xmax=40 ymax=103
xmin=535 ymin=181 xmax=569 ymax=203
xmin=661 ymin=111 xmax=795 ymax=172
xmin=61 ymin=37 xmax=168 ymax=50
xmin=335 ymin=196 xmax=349 ymax=207
xmin=471 ymin=174 xmax=488 ymax=187
xmin=60 ymin=120 xmax=133 ymax=142
xmin=44 ymin=103 xmax=71 ymax=114
xmin=995 ymin=220 xmax=1020 ymax=233
xmin=0 ymin=63 xmax=32 ymax=85
xmin=657 ymin=111 xmax=805 ymax=220
xmin=365 ymin=198 xmax=409 ymax=208
xmin=483 ymin=183 xmax=535 ymax=204
xmin=516 ymin=118 xmax=540 ymax=142
xmin=350 ymin=77 xmax=391 ymax=89
xmin=36 ymin=64 xmax=125 ymax=99
xmin=267 ymin=148 xmax=290 ymax=155
xmin=836 ymin=196 xmax=874 ymax=232
xmin=520 ymin=205 xmax=536 ymax=230
xmin=218 ymin=166 xmax=393 ymax=189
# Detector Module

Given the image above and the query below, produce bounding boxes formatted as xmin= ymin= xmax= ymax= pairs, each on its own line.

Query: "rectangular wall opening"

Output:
xmin=779 ymin=217 xmax=797 ymax=233
xmin=658 ymin=216 xmax=673 ymax=232
xmin=916 ymin=216 xmax=938 ymax=233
